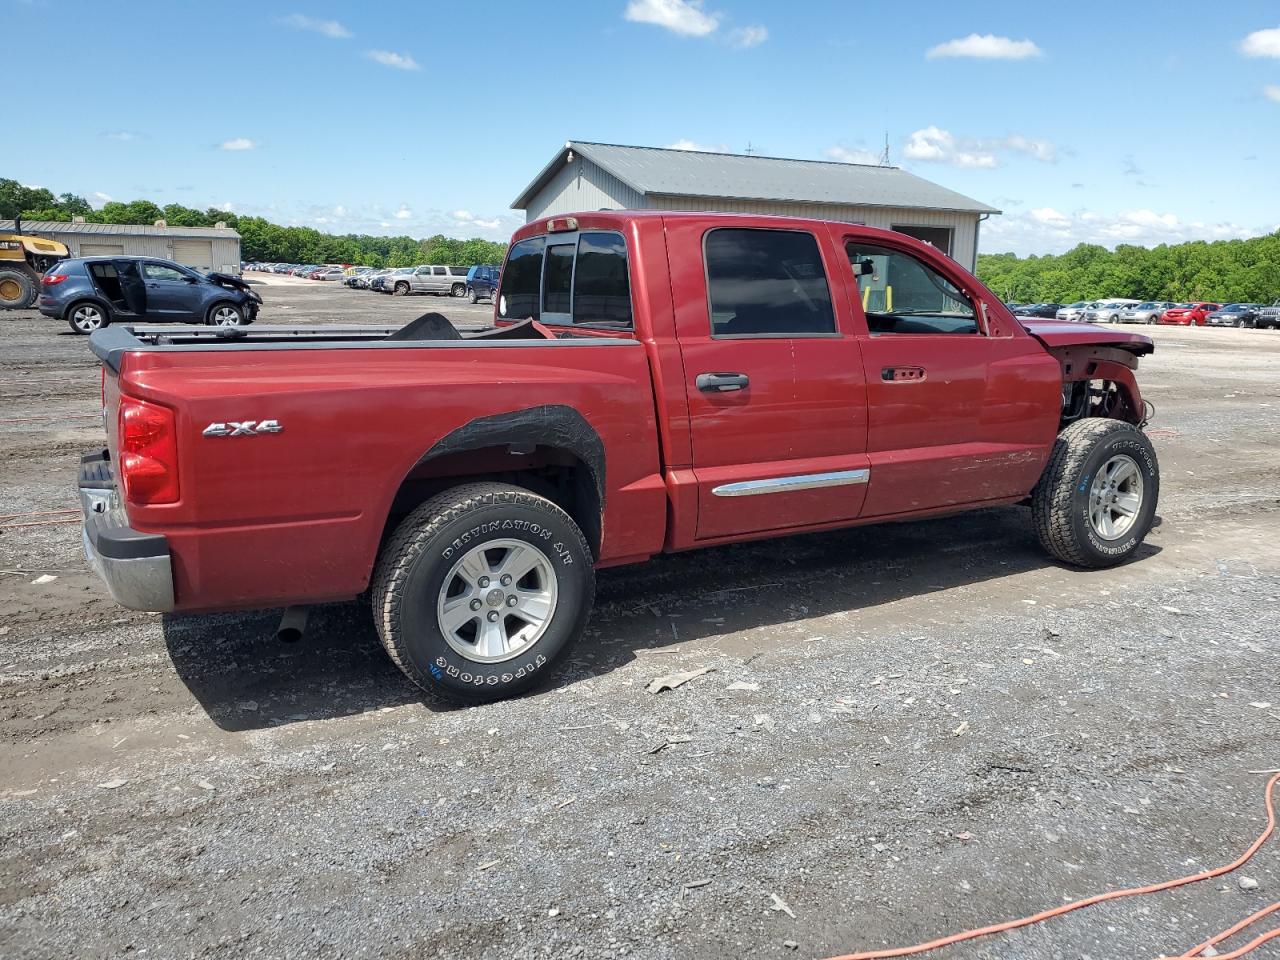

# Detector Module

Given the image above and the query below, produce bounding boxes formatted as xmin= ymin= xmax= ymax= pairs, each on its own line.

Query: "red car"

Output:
xmin=78 ymin=211 xmax=1160 ymax=703
xmin=1159 ymin=302 xmax=1220 ymax=325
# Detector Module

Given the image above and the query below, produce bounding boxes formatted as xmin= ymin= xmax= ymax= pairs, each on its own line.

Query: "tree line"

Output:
xmin=977 ymin=231 xmax=1280 ymax=305
xmin=1 ymin=178 xmax=508 ymax=268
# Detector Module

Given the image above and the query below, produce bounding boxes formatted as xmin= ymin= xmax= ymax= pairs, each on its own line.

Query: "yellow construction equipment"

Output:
xmin=0 ymin=218 xmax=69 ymax=309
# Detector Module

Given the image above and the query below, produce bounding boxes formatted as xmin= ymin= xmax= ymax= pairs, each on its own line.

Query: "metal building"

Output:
xmin=512 ymin=141 xmax=999 ymax=270
xmin=0 ymin=218 xmax=241 ymax=274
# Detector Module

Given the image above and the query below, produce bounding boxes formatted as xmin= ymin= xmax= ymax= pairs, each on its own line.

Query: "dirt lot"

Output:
xmin=2 ymin=282 xmax=1278 ymax=960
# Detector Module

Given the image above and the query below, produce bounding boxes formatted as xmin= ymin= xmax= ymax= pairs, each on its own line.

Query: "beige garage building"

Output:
xmin=512 ymin=141 xmax=998 ymax=271
xmin=0 ymin=218 xmax=241 ymax=274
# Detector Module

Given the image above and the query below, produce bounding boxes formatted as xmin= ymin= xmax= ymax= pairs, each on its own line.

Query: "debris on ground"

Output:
xmin=646 ymin=666 xmax=714 ymax=694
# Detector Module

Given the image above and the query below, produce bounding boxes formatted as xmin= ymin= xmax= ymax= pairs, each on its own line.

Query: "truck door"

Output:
xmin=837 ymin=232 xmax=1060 ymax=517
xmin=667 ymin=221 xmax=870 ymax=541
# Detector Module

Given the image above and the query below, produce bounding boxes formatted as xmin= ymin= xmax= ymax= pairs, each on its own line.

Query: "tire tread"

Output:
xmin=370 ymin=482 xmax=592 ymax=700
xmin=1032 ymin=418 xmax=1149 ymax=567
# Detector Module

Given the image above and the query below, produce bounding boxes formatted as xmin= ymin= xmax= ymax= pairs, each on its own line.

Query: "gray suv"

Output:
xmin=37 ymin=256 xmax=261 ymax=334
xmin=388 ymin=265 xmax=470 ymax=297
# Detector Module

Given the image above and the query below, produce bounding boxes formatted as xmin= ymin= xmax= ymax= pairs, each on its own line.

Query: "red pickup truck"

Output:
xmin=80 ymin=211 xmax=1159 ymax=703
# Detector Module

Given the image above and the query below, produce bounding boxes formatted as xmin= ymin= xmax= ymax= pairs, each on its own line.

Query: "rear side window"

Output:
xmin=499 ymin=238 xmax=544 ymax=320
xmin=704 ymin=229 xmax=835 ymax=337
xmin=498 ymin=231 xmax=632 ymax=328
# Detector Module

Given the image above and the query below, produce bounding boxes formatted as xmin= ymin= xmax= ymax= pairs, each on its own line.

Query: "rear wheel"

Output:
xmin=1032 ymin=418 xmax=1159 ymax=568
xmin=372 ymin=483 xmax=594 ymax=703
xmin=451 ymin=282 xmax=466 ymax=298
xmin=0 ymin=268 xmax=37 ymax=309
xmin=66 ymin=301 xmax=108 ymax=334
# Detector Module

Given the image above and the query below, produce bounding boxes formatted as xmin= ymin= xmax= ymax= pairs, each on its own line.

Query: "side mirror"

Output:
xmin=858 ymin=259 xmax=875 ymax=277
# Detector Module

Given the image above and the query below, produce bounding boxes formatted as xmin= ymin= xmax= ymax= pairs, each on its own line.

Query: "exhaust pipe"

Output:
xmin=277 ymin=605 xmax=309 ymax=644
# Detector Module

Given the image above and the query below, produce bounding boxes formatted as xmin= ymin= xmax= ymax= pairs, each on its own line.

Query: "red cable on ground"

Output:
xmin=0 ymin=509 xmax=79 ymax=522
xmin=0 ymin=414 xmax=98 ymax=424
xmin=1180 ymin=902 xmax=1280 ymax=957
xmin=0 ymin=518 xmax=82 ymax=530
xmin=825 ymin=772 xmax=1279 ymax=960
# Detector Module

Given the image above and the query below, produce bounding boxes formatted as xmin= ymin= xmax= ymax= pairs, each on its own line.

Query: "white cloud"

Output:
xmin=983 ymin=207 xmax=1259 ymax=256
xmin=1241 ymin=27 xmax=1280 ymax=57
xmin=1265 ymin=84 xmax=1280 ymax=103
xmin=92 ymin=192 xmax=112 ymax=204
xmin=333 ymin=205 xmax=347 ymax=217
xmin=825 ymin=145 xmax=882 ymax=165
xmin=926 ymin=33 xmax=1042 ymax=60
xmin=219 ymin=137 xmax=257 ymax=151
xmin=1003 ymin=134 xmax=1056 ymax=162
xmin=393 ymin=206 xmax=413 ymax=219
xmin=902 ymin=127 xmax=1056 ymax=168
xmin=903 ymin=127 xmax=996 ymax=168
xmin=367 ymin=49 xmax=420 ymax=71
xmin=729 ymin=24 xmax=767 ymax=48
xmin=279 ymin=13 xmax=351 ymax=39
xmin=451 ymin=209 xmax=504 ymax=231
xmin=219 ymin=202 xmax=234 ymax=213
xmin=1030 ymin=207 xmax=1069 ymax=226
xmin=624 ymin=0 xmax=719 ymax=37
xmin=665 ymin=138 xmax=729 ymax=152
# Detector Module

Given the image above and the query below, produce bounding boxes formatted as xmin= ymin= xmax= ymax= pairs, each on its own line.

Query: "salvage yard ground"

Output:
xmin=1 ymin=280 xmax=1278 ymax=960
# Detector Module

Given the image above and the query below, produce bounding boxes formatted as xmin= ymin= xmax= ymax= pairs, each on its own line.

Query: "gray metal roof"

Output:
xmin=512 ymin=141 xmax=999 ymax=215
xmin=0 ymin=219 xmax=240 ymax=239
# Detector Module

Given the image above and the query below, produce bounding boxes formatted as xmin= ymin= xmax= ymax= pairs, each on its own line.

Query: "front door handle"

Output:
xmin=881 ymin=366 xmax=926 ymax=383
xmin=697 ymin=372 xmax=749 ymax=393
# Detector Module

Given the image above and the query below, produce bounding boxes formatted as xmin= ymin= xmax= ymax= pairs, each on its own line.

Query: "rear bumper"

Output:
xmin=79 ymin=451 xmax=174 ymax=612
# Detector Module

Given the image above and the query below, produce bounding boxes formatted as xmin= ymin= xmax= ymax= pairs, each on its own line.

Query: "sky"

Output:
xmin=9 ymin=0 xmax=1280 ymax=256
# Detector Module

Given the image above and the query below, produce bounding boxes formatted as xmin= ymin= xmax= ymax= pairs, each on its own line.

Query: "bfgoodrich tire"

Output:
xmin=1032 ymin=418 xmax=1159 ymax=568
xmin=372 ymin=483 xmax=595 ymax=703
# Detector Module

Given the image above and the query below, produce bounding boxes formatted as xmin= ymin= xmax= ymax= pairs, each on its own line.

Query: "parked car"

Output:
xmin=1117 ymin=301 xmax=1174 ymax=324
xmin=1256 ymin=300 xmax=1280 ymax=330
xmin=1011 ymin=303 xmax=1062 ymax=318
xmin=1204 ymin=303 xmax=1260 ymax=327
xmin=357 ymin=269 xmax=390 ymax=290
xmin=388 ymin=265 xmax=471 ymax=297
xmin=78 ymin=211 xmax=1159 ymax=705
xmin=465 ymin=265 xmax=501 ymax=303
xmin=316 ymin=267 xmax=346 ymax=282
xmin=1083 ymin=302 xmax=1126 ymax=324
xmin=372 ymin=267 xmax=415 ymax=293
xmin=1159 ymin=302 xmax=1220 ymax=326
xmin=1056 ymin=301 xmax=1089 ymax=322
xmin=39 ymin=256 xmax=261 ymax=334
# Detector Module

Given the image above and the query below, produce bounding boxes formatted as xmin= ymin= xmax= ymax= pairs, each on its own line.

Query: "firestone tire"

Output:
xmin=1032 ymin=418 xmax=1159 ymax=568
xmin=371 ymin=482 xmax=595 ymax=704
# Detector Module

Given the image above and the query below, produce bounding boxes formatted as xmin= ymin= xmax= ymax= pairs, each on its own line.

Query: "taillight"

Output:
xmin=118 ymin=397 xmax=180 ymax=505
xmin=41 ymin=274 xmax=68 ymax=286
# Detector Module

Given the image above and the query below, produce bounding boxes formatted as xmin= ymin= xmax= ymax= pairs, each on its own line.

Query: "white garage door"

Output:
xmin=80 ymin=243 xmax=124 ymax=257
xmin=172 ymin=239 xmax=214 ymax=273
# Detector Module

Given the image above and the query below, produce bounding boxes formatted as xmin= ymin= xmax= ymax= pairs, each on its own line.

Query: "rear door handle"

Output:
xmin=881 ymin=366 xmax=926 ymax=383
xmin=696 ymin=372 xmax=749 ymax=393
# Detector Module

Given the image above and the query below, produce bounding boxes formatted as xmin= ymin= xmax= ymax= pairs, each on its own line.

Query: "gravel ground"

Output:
xmin=1 ymin=284 xmax=1278 ymax=960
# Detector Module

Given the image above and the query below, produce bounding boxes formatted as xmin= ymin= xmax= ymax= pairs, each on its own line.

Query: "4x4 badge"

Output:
xmin=202 ymin=420 xmax=283 ymax=437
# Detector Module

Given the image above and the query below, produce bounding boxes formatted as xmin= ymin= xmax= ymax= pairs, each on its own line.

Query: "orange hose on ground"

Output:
xmin=1179 ymin=902 xmax=1280 ymax=957
xmin=825 ymin=772 xmax=1279 ymax=960
xmin=1192 ymin=926 xmax=1280 ymax=960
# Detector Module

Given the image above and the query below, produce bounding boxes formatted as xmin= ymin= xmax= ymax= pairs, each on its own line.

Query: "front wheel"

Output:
xmin=208 ymin=303 xmax=246 ymax=326
xmin=468 ymin=287 xmax=479 ymax=304
xmin=372 ymin=483 xmax=595 ymax=703
xmin=393 ymin=283 xmax=408 ymax=297
xmin=1032 ymin=418 xmax=1159 ymax=568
